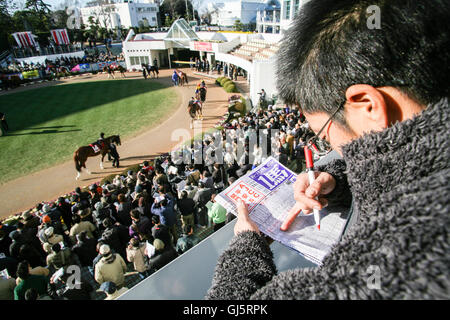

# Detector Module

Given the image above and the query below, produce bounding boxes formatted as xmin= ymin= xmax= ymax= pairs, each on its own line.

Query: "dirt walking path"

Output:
xmin=0 ymin=68 xmax=232 ymax=219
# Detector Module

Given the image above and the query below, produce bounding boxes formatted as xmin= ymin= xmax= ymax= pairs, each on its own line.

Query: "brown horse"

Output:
xmin=177 ymin=70 xmax=189 ymax=86
xmin=188 ymin=100 xmax=202 ymax=128
xmin=73 ymin=135 xmax=121 ymax=180
xmin=117 ymin=65 xmax=126 ymax=78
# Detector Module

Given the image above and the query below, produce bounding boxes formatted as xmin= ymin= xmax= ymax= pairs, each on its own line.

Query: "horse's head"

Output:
xmin=113 ymin=135 xmax=121 ymax=146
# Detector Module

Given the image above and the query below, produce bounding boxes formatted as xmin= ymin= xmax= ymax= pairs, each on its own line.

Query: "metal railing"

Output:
xmin=12 ymin=44 xmax=83 ymax=59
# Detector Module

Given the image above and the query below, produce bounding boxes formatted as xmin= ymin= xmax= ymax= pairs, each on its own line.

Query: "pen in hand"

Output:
xmin=304 ymin=146 xmax=321 ymax=230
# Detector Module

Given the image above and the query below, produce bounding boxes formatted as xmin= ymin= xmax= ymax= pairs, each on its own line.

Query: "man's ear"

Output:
xmin=344 ymin=84 xmax=389 ymax=134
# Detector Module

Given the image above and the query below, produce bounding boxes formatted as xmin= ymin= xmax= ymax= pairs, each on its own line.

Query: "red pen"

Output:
xmin=304 ymin=146 xmax=321 ymax=230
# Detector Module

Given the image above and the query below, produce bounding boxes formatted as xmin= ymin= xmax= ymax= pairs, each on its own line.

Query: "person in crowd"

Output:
xmin=69 ymin=213 xmax=96 ymax=244
xmin=129 ymin=209 xmax=152 ymax=241
xmin=206 ymin=0 xmax=450 ymax=300
xmin=55 ymin=197 xmax=73 ymax=230
xmin=116 ymin=194 xmax=132 ymax=227
xmin=207 ymin=194 xmax=227 ymax=232
xmin=46 ymin=243 xmax=74 ymax=272
xmin=175 ymin=225 xmax=200 ymax=255
xmin=126 ymin=237 xmax=149 ymax=279
xmin=71 ymin=231 xmax=98 ymax=268
xmin=147 ymin=239 xmax=177 ymax=275
xmin=48 ymin=268 xmax=93 ymax=300
xmin=151 ymin=195 xmax=177 ymax=245
xmin=14 ymin=260 xmax=50 ymax=300
xmin=150 ymin=215 xmax=172 ymax=249
xmin=41 ymin=226 xmax=64 ymax=254
xmin=177 ymin=191 xmax=195 ymax=229
xmin=100 ymin=281 xmax=128 ymax=300
xmin=94 ymin=244 xmax=127 ymax=288
xmin=0 ymin=273 xmax=16 ymax=300
xmin=100 ymin=218 xmax=128 ymax=261
xmin=17 ymin=243 xmax=44 ymax=268
xmin=186 ymin=164 xmax=201 ymax=186
xmin=193 ymin=182 xmax=213 ymax=227
xmin=14 ymin=261 xmax=49 ymax=287
xmin=200 ymin=170 xmax=214 ymax=189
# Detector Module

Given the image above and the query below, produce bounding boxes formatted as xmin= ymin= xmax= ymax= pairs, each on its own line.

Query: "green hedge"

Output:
xmin=224 ymin=82 xmax=238 ymax=93
xmin=215 ymin=76 xmax=224 ymax=85
xmin=220 ymin=77 xmax=232 ymax=86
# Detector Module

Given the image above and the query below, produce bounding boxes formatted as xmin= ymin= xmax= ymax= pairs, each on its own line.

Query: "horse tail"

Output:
xmin=74 ymin=151 xmax=81 ymax=172
xmin=185 ymin=74 xmax=188 ymax=84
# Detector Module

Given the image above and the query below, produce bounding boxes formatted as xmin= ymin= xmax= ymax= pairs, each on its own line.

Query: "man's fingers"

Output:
xmin=237 ymin=200 xmax=249 ymax=217
xmin=281 ymin=203 xmax=302 ymax=231
xmin=305 ymin=172 xmax=336 ymax=197
xmin=318 ymin=197 xmax=329 ymax=208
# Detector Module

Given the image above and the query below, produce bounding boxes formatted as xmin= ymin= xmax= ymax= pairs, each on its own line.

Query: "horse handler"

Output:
xmin=0 ymin=111 xmax=8 ymax=136
xmin=109 ymin=142 xmax=120 ymax=168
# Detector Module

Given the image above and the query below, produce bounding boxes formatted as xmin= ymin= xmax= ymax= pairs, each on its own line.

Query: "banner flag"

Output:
xmin=12 ymin=32 xmax=37 ymax=48
xmin=50 ymin=29 xmax=70 ymax=45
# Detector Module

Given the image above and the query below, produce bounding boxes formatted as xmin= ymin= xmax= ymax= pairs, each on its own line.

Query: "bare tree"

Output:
xmin=87 ymin=0 xmax=116 ymax=29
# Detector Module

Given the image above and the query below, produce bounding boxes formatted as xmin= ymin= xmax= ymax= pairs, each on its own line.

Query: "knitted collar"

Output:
xmin=341 ymin=98 xmax=448 ymax=206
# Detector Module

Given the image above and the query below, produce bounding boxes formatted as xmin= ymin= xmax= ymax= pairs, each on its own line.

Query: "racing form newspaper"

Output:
xmin=215 ymin=157 xmax=349 ymax=265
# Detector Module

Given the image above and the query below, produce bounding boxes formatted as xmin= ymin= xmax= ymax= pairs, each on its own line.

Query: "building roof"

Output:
xmin=165 ymin=18 xmax=199 ymax=41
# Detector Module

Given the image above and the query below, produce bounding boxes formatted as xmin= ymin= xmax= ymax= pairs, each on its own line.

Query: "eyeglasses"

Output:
xmin=307 ymin=100 xmax=346 ymax=152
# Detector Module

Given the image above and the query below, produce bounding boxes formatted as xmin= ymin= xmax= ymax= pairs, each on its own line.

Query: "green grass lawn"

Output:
xmin=0 ymin=79 xmax=178 ymax=185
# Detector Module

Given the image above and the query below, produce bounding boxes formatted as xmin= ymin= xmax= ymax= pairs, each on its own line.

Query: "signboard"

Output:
xmin=22 ymin=70 xmax=39 ymax=79
xmin=193 ymin=41 xmax=213 ymax=52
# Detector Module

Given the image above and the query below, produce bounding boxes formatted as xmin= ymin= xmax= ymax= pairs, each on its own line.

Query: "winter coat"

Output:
xmin=126 ymin=244 xmax=148 ymax=273
xmin=72 ymin=237 xmax=98 ymax=267
xmin=148 ymin=247 xmax=178 ymax=274
xmin=206 ymin=98 xmax=450 ymax=300
xmin=69 ymin=221 xmax=96 ymax=243
xmin=94 ymin=253 xmax=127 ymax=287
xmin=46 ymin=248 xmax=73 ymax=270
xmin=43 ymin=234 xmax=64 ymax=254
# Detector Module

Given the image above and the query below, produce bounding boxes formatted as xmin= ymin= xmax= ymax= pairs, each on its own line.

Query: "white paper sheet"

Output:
xmin=215 ymin=157 xmax=348 ymax=265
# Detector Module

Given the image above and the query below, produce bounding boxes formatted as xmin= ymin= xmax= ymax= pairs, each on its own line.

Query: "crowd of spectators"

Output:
xmin=191 ymin=58 xmax=245 ymax=81
xmin=0 ymin=49 xmax=125 ymax=91
xmin=0 ymin=94 xmax=325 ymax=300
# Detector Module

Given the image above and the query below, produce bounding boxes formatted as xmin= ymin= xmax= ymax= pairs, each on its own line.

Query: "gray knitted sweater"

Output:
xmin=206 ymin=98 xmax=449 ymax=300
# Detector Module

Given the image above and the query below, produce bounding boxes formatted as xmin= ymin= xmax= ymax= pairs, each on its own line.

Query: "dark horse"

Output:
xmin=188 ymin=100 xmax=202 ymax=128
xmin=145 ymin=64 xmax=159 ymax=78
xmin=73 ymin=135 xmax=121 ymax=180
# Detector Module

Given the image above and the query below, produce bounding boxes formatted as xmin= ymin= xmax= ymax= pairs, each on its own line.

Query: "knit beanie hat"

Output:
xmin=153 ymin=239 xmax=165 ymax=251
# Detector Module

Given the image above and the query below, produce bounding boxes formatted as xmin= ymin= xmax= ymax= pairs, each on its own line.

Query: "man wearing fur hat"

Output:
xmin=207 ymin=0 xmax=450 ymax=300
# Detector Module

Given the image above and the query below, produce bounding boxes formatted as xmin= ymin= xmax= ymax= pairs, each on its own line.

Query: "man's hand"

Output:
xmin=280 ymin=171 xmax=336 ymax=231
xmin=234 ymin=200 xmax=260 ymax=236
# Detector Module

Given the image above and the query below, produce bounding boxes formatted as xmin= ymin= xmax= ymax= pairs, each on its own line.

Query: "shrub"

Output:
xmin=215 ymin=76 xmax=224 ymax=85
xmin=220 ymin=77 xmax=232 ymax=86
xmin=224 ymin=82 xmax=238 ymax=93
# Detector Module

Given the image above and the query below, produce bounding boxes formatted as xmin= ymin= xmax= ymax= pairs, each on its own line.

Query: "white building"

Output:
xmin=256 ymin=0 xmax=311 ymax=34
xmin=207 ymin=0 xmax=267 ymax=27
xmin=80 ymin=0 xmax=159 ymax=29
xmin=122 ymin=18 xmax=284 ymax=106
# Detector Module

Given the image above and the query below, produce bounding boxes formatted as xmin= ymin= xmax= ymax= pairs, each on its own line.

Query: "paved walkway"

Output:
xmin=0 ymin=68 xmax=232 ymax=219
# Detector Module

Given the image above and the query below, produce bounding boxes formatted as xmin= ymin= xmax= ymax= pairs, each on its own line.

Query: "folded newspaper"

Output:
xmin=215 ymin=157 xmax=349 ymax=265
